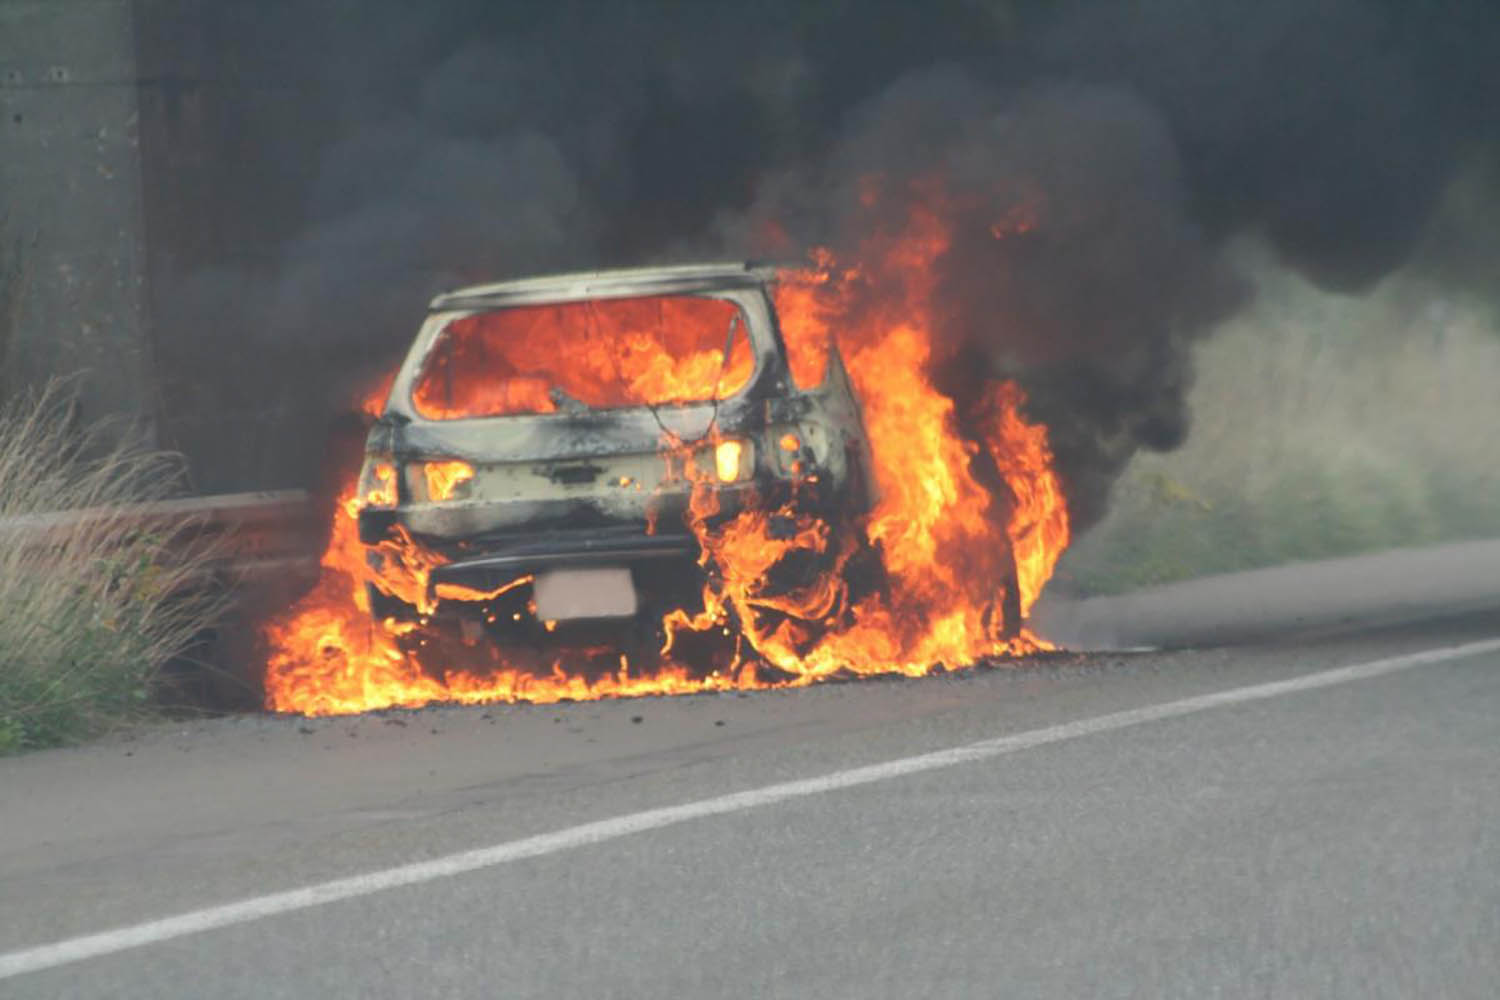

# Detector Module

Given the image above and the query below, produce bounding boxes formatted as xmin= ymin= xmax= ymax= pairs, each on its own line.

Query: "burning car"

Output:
xmin=264 ymin=229 xmax=1071 ymax=716
xmin=354 ymin=262 xmax=878 ymax=652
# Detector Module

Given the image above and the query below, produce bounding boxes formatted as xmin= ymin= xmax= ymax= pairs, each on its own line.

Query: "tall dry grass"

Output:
xmin=1056 ymin=245 xmax=1500 ymax=596
xmin=0 ymin=381 xmax=224 ymax=752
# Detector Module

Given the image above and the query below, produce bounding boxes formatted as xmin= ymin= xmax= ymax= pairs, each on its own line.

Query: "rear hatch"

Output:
xmin=361 ymin=288 xmax=776 ymax=552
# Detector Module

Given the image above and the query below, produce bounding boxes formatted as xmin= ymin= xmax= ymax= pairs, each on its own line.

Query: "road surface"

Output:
xmin=2 ymin=612 xmax=1498 ymax=998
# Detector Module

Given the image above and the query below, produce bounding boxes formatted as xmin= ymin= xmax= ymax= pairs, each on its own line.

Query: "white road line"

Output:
xmin=4 ymin=637 xmax=1498 ymax=981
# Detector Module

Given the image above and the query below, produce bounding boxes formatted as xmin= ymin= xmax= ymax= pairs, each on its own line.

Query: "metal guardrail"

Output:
xmin=0 ymin=491 xmax=320 ymax=707
xmin=0 ymin=489 xmax=321 ymax=584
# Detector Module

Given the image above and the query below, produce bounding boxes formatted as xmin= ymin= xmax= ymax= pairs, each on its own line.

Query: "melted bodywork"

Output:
xmin=356 ymin=263 xmax=875 ymax=630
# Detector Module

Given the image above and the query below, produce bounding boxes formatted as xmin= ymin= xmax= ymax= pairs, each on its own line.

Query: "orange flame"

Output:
xmin=422 ymin=460 xmax=475 ymax=502
xmin=411 ymin=295 xmax=753 ymax=420
xmin=263 ymin=189 xmax=1070 ymax=716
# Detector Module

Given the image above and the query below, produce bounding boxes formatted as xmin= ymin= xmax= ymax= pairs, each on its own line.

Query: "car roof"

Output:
xmin=428 ymin=261 xmax=793 ymax=312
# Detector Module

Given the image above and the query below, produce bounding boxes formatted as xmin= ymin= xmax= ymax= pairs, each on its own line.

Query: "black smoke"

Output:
xmin=141 ymin=0 xmax=1500 ymax=530
xmin=721 ymin=71 xmax=1245 ymax=529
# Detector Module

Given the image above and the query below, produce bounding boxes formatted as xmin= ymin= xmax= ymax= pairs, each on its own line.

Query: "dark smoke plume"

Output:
xmin=143 ymin=0 xmax=1500 ymax=531
xmin=721 ymin=70 xmax=1245 ymax=528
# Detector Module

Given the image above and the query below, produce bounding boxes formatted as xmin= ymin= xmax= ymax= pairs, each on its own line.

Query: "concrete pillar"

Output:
xmin=0 ymin=0 xmax=156 ymax=431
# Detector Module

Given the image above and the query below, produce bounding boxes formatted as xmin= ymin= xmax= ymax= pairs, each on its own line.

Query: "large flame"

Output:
xmin=411 ymin=295 xmax=754 ymax=419
xmin=263 ymin=196 xmax=1070 ymax=716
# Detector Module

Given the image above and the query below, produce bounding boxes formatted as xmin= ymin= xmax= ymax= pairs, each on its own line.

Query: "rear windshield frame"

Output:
xmin=407 ymin=292 xmax=761 ymax=422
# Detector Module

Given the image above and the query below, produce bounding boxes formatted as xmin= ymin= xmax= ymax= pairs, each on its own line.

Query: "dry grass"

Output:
xmin=1056 ymin=245 xmax=1500 ymax=596
xmin=0 ymin=381 xmax=225 ymax=753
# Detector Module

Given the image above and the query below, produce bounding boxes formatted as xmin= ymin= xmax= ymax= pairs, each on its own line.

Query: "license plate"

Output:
xmin=532 ymin=567 xmax=638 ymax=621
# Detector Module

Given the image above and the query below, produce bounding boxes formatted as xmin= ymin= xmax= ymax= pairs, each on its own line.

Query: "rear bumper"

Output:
xmin=428 ymin=529 xmax=697 ymax=593
xmin=359 ymin=474 xmax=855 ymax=618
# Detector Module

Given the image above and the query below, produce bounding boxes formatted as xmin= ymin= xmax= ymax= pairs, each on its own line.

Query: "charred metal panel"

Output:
xmin=358 ymin=266 xmax=875 ymax=622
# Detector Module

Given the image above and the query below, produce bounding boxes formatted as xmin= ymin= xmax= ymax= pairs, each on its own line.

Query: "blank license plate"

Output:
xmin=533 ymin=567 xmax=638 ymax=621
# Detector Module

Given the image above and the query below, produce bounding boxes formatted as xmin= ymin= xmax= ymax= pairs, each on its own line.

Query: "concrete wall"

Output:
xmin=0 ymin=0 xmax=156 ymax=429
xmin=130 ymin=0 xmax=339 ymax=492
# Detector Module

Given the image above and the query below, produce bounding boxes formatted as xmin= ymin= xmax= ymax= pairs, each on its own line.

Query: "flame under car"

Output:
xmin=355 ymin=263 xmax=878 ymax=655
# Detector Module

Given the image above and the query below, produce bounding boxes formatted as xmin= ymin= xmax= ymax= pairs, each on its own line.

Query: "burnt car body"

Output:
xmin=356 ymin=262 xmax=876 ymax=641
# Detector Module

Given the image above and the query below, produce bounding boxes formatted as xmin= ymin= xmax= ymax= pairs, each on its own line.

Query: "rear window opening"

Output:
xmin=412 ymin=294 xmax=754 ymax=420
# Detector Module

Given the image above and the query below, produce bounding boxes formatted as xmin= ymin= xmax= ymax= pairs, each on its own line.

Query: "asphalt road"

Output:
xmin=1032 ymin=538 xmax=1500 ymax=650
xmin=3 ymin=612 xmax=1499 ymax=998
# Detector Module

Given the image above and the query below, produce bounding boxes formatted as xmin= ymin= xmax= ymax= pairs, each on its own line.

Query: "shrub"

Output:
xmin=0 ymin=380 xmax=224 ymax=753
xmin=1055 ymin=248 xmax=1500 ymax=597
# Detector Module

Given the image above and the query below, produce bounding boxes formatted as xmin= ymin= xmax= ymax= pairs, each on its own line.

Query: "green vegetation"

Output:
xmin=1055 ymin=245 xmax=1500 ymax=597
xmin=0 ymin=381 xmax=223 ymax=754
